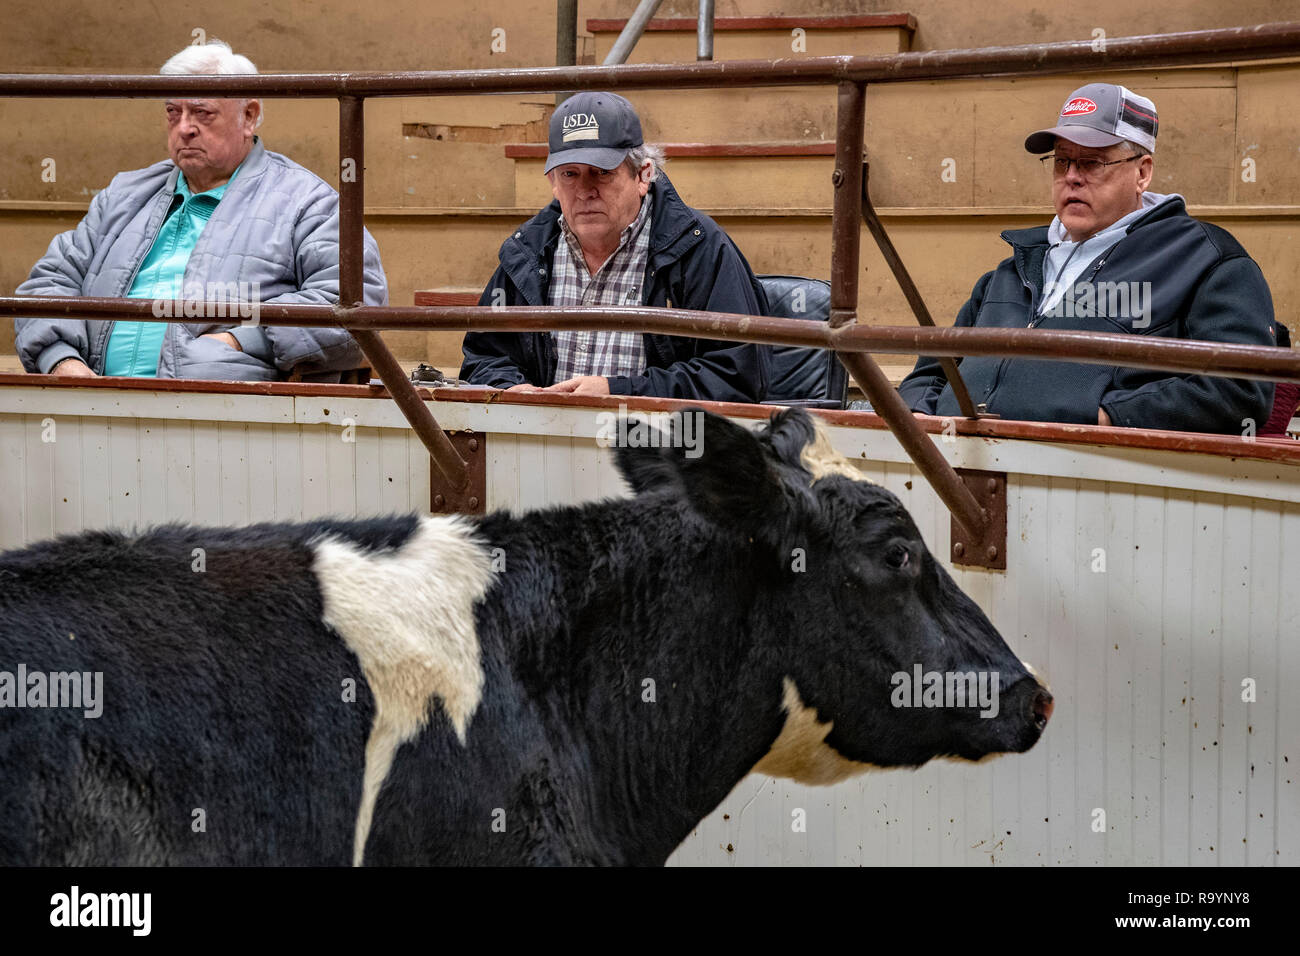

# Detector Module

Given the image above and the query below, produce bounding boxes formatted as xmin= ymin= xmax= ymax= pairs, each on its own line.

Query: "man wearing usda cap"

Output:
xmin=897 ymin=83 xmax=1276 ymax=433
xmin=460 ymin=92 xmax=769 ymax=401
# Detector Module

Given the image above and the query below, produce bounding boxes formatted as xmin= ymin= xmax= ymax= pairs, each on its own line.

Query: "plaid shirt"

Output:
xmin=549 ymin=196 xmax=651 ymax=383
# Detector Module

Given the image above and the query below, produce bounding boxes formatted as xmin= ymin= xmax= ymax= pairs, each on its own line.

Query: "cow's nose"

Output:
xmin=1031 ymin=688 xmax=1054 ymax=729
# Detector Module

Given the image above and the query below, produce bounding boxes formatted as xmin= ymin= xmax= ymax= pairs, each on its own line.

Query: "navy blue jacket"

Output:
xmin=897 ymin=197 xmax=1275 ymax=433
xmin=459 ymin=175 xmax=769 ymax=403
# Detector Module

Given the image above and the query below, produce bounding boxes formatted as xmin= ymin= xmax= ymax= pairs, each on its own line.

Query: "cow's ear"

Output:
xmin=760 ymin=407 xmax=818 ymax=473
xmin=615 ymin=442 xmax=682 ymax=496
xmin=615 ymin=409 xmax=788 ymax=537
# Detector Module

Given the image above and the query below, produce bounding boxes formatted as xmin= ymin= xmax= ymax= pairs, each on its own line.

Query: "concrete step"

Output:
xmin=506 ymin=143 xmax=838 ymax=210
xmin=414 ymin=290 xmax=481 ymax=306
xmin=593 ymin=87 xmax=838 ymax=144
xmin=587 ymin=13 xmax=914 ymax=63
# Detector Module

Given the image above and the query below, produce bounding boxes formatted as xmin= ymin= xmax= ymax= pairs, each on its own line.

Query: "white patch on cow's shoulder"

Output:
xmin=800 ymin=420 xmax=874 ymax=485
xmin=752 ymin=677 xmax=876 ymax=785
xmin=313 ymin=515 xmax=495 ymax=866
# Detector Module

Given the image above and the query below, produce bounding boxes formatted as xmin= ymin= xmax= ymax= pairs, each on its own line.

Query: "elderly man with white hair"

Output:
xmin=14 ymin=39 xmax=386 ymax=381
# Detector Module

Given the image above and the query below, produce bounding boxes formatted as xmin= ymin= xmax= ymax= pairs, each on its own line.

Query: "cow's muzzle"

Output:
xmin=1031 ymin=685 xmax=1054 ymax=732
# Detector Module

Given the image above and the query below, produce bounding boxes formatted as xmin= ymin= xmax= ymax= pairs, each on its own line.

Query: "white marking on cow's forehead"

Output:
xmin=799 ymin=419 xmax=874 ymax=485
xmin=752 ymin=677 xmax=876 ymax=785
xmin=313 ymin=515 xmax=495 ymax=866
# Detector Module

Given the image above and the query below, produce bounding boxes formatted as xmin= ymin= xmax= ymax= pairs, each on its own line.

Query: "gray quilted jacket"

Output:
xmin=13 ymin=138 xmax=386 ymax=381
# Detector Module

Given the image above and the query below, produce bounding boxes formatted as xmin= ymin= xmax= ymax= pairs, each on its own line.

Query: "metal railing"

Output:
xmin=2 ymin=22 xmax=1299 ymax=538
xmin=603 ymin=0 xmax=666 ymax=65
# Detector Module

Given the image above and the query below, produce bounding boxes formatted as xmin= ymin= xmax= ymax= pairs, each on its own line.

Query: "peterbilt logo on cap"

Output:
xmin=562 ymin=112 xmax=600 ymax=142
xmin=1061 ymin=98 xmax=1098 ymax=116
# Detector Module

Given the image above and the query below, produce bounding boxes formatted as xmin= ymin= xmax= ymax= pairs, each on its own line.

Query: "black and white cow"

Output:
xmin=0 ymin=408 xmax=1050 ymax=866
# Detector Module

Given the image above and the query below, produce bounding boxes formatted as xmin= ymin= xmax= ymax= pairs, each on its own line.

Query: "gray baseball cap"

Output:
xmin=545 ymin=91 xmax=644 ymax=173
xmin=1024 ymin=83 xmax=1158 ymax=154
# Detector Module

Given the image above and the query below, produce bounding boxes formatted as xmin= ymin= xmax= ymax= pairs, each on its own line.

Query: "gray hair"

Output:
xmin=1126 ymin=141 xmax=1153 ymax=159
xmin=160 ymin=40 xmax=262 ymax=128
xmin=623 ymin=143 xmax=666 ymax=182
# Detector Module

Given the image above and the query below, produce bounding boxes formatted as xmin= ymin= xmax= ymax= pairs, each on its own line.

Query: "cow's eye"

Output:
xmin=885 ymin=544 xmax=911 ymax=570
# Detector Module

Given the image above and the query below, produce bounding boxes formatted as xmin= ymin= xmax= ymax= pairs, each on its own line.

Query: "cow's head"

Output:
xmin=616 ymin=407 xmax=1051 ymax=784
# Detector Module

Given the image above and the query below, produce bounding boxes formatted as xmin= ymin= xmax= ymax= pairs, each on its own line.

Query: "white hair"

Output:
xmin=160 ymin=39 xmax=262 ymax=127
xmin=623 ymin=143 xmax=666 ymax=182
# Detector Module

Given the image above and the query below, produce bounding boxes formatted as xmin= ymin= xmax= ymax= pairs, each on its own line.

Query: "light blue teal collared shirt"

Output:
xmin=103 ymin=163 xmax=241 ymax=377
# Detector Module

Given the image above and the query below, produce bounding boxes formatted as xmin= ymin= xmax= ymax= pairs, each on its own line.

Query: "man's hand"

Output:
xmin=201 ymin=332 xmax=242 ymax=351
xmin=1098 ymin=407 xmax=1112 ymax=426
xmin=50 ymin=357 xmax=96 ymax=377
xmin=543 ymin=375 xmax=611 ymax=396
xmin=504 ymin=382 xmax=544 ymax=393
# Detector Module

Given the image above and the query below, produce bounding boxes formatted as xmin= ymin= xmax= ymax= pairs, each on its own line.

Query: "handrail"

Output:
xmin=603 ymin=0 xmax=666 ymax=66
xmin=555 ymin=0 xmax=578 ymax=106
xmin=4 ymin=298 xmax=1296 ymax=385
xmin=2 ymin=23 xmax=1298 ymax=96
xmin=3 ymin=22 xmax=1298 ymax=538
xmin=698 ymin=0 xmax=715 ymax=61
xmin=338 ymin=94 xmax=468 ymax=490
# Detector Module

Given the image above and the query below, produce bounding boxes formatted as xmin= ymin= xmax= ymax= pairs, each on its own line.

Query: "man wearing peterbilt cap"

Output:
xmin=897 ymin=83 xmax=1275 ymax=433
xmin=460 ymin=92 xmax=769 ymax=402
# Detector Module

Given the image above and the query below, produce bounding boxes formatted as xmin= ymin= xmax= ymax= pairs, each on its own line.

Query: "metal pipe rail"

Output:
xmin=603 ymin=0 xmax=666 ymax=66
xmin=698 ymin=0 xmax=715 ymax=61
xmin=4 ymin=21 xmax=1299 ymax=536
xmin=5 ymin=298 xmax=1297 ymax=384
xmin=554 ymin=0 xmax=578 ymax=106
xmin=3 ymin=23 xmax=1298 ymax=96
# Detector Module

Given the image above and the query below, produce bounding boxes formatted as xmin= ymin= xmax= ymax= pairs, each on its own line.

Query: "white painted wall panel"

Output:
xmin=81 ymin=418 xmax=112 ymax=533
xmin=1 ymin=390 xmax=1296 ymax=866
xmin=1276 ymin=509 xmax=1300 ymax=866
xmin=0 ymin=411 xmax=435 ymax=539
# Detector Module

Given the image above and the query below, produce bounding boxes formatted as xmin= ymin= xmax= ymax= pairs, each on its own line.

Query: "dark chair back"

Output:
xmin=1262 ymin=320 xmax=1299 ymax=437
xmin=758 ymin=274 xmax=848 ymax=409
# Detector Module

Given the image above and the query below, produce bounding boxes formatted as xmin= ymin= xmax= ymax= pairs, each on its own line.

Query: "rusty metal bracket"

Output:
xmin=338 ymin=94 xmax=471 ymax=493
xmin=950 ymin=469 xmax=1006 ymax=570
xmin=431 ymin=432 xmax=486 ymax=515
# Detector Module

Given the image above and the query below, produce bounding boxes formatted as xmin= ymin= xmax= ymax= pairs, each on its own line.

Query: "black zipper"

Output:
xmin=982 ymin=243 xmax=1041 ymax=410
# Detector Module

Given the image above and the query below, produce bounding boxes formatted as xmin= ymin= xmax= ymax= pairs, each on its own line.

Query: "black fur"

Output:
xmin=0 ymin=410 xmax=1047 ymax=865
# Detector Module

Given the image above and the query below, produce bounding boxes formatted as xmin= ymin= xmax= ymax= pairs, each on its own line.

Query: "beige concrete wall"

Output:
xmin=601 ymin=0 xmax=1300 ymax=56
xmin=5 ymin=0 xmax=1289 ymax=72
xmin=2 ymin=0 xmax=1297 ymax=372
xmin=589 ymin=23 xmax=911 ymax=61
xmin=7 ymin=65 xmax=1292 ymax=210
xmin=1 ymin=0 xmax=562 ymax=72
xmin=513 ymin=154 xmax=837 ymax=208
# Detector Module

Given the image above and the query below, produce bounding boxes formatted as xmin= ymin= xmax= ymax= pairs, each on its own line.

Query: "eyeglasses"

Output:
xmin=1041 ymin=154 xmax=1142 ymax=181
